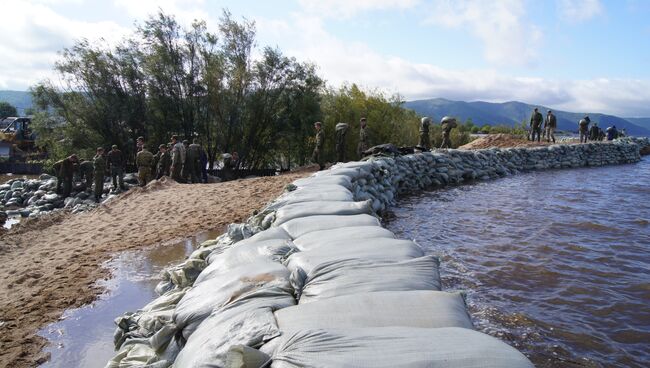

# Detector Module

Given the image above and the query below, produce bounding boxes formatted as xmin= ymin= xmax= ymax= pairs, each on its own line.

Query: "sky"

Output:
xmin=1 ymin=0 xmax=650 ymax=116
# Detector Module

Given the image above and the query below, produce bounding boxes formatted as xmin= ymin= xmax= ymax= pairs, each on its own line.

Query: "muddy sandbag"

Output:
xmin=173 ymin=258 xmax=294 ymax=340
xmin=105 ymin=338 xmax=174 ymax=368
xmin=155 ymin=258 xmax=207 ymax=294
xmin=292 ymin=175 xmax=353 ymax=190
xmin=198 ymin=239 xmax=297 ymax=283
xmin=270 ymin=327 xmax=534 ymax=368
xmin=280 ymin=214 xmax=380 ymax=239
xmin=293 ymin=226 xmax=396 ymax=251
xmin=173 ymin=294 xmax=293 ymax=368
xmin=275 ymin=290 xmax=471 ymax=331
xmin=237 ymin=226 xmax=292 ymax=243
xmin=113 ymin=288 xmax=188 ymax=349
xmin=273 ymin=200 xmax=373 ymax=226
xmin=285 ymin=238 xmax=424 ymax=279
xmin=297 ymin=256 xmax=440 ymax=303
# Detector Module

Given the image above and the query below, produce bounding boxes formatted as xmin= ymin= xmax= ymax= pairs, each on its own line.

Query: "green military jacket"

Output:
xmin=530 ymin=112 xmax=543 ymax=128
xmin=157 ymin=152 xmax=172 ymax=176
xmin=93 ymin=154 xmax=106 ymax=175
xmin=136 ymin=149 xmax=155 ymax=169
xmin=315 ymin=130 xmax=324 ymax=150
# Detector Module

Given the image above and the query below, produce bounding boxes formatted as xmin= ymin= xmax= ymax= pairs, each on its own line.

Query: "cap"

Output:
xmin=159 ymin=143 xmax=167 ymax=149
xmin=112 ymin=145 xmax=118 ymax=149
xmin=421 ymin=117 xmax=432 ymax=124
xmin=441 ymin=116 xmax=456 ymax=124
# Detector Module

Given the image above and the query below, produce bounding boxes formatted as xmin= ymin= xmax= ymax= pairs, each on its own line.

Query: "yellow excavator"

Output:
xmin=0 ymin=117 xmax=36 ymax=160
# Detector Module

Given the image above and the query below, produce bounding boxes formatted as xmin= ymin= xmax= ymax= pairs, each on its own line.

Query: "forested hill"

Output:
xmin=0 ymin=90 xmax=33 ymax=115
xmin=404 ymin=98 xmax=650 ymax=135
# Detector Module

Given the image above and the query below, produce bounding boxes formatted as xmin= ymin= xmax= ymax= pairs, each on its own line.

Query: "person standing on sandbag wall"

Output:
xmin=579 ymin=116 xmax=590 ymax=143
xmin=78 ymin=159 xmax=94 ymax=192
xmin=335 ymin=122 xmax=349 ymax=163
xmin=136 ymin=145 xmax=155 ymax=186
xmin=418 ymin=117 xmax=432 ymax=149
xmin=170 ymin=135 xmax=186 ymax=182
xmin=440 ymin=116 xmax=457 ymax=149
xmin=107 ymin=145 xmax=126 ymax=192
xmin=529 ymin=108 xmax=543 ymax=142
xmin=59 ymin=154 xmax=78 ymax=198
xmin=545 ymin=110 xmax=557 ymax=143
xmin=156 ymin=144 xmax=171 ymax=179
xmin=312 ymin=122 xmax=325 ymax=170
xmin=93 ymin=147 xmax=106 ymax=202
xmin=53 ymin=159 xmax=64 ymax=194
xmin=358 ymin=117 xmax=370 ymax=159
xmin=187 ymin=139 xmax=203 ymax=183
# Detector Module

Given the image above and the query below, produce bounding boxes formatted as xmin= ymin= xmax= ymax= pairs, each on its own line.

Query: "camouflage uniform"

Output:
xmin=186 ymin=143 xmax=203 ymax=183
xmin=157 ymin=151 xmax=172 ymax=179
xmin=545 ymin=112 xmax=557 ymax=143
xmin=170 ymin=142 xmax=186 ymax=182
xmin=358 ymin=125 xmax=370 ymax=159
xmin=53 ymin=159 xmax=64 ymax=194
xmin=136 ymin=148 xmax=155 ymax=186
xmin=418 ymin=117 xmax=431 ymax=149
xmin=59 ymin=157 xmax=76 ymax=198
xmin=93 ymin=154 xmax=106 ymax=202
xmin=529 ymin=110 xmax=543 ymax=142
xmin=107 ymin=148 xmax=126 ymax=190
xmin=440 ymin=116 xmax=457 ymax=149
xmin=579 ymin=117 xmax=590 ymax=143
xmin=78 ymin=160 xmax=94 ymax=191
xmin=335 ymin=123 xmax=349 ymax=163
xmin=312 ymin=129 xmax=325 ymax=170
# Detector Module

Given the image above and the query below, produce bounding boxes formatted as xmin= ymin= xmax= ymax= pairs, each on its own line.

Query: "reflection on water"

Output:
xmin=38 ymin=230 xmax=221 ymax=368
xmin=386 ymin=158 xmax=650 ymax=368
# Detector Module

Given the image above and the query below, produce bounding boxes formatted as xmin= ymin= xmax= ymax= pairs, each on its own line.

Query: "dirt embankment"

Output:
xmin=0 ymin=170 xmax=312 ymax=368
xmin=459 ymin=134 xmax=567 ymax=150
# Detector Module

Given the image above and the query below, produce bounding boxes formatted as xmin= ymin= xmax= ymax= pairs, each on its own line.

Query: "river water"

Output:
xmin=385 ymin=157 xmax=650 ymax=368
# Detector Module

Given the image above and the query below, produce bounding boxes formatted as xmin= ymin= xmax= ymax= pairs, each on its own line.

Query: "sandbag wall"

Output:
xmin=105 ymin=139 xmax=647 ymax=368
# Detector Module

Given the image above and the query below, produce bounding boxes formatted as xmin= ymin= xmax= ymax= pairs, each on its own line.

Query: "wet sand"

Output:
xmin=0 ymin=171 xmax=312 ymax=368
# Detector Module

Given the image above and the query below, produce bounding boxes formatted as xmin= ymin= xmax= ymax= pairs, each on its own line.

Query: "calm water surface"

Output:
xmin=386 ymin=158 xmax=650 ymax=368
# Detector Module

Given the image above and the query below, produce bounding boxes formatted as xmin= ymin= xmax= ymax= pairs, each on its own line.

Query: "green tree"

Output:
xmin=0 ymin=102 xmax=17 ymax=118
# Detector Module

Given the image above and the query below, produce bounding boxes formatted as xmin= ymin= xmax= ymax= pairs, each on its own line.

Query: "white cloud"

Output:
xmin=557 ymin=0 xmax=603 ymax=22
xmin=0 ymin=1 xmax=129 ymax=89
xmin=112 ymin=0 xmax=210 ymax=25
xmin=424 ymin=0 xmax=542 ymax=67
xmin=298 ymin=0 xmax=419 ymax=18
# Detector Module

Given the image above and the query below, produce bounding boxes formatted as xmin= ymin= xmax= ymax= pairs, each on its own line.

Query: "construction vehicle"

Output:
xmin=0 ymin=117 xmax=45 ymax=174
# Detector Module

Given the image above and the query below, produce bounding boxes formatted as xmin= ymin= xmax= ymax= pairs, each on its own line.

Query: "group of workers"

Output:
xmin=312 ymin=116 xmax=458 ymax=170
xmin=529 ymin=108 xmax=625 ymax=143
xmin=54 ymin=135 xmax=214 ymax=203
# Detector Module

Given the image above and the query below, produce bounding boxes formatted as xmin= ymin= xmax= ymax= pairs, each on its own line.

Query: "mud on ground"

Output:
xmin=0 ymin=170 xmax=312 ymax=368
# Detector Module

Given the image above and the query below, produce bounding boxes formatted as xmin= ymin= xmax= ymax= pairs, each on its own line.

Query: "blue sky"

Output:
xmin=1 ymin=0 xmax=650 ymax=116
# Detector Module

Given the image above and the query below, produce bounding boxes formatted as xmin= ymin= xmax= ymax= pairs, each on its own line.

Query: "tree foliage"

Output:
xmin=0 ymin=102 xmax=17 ymax=119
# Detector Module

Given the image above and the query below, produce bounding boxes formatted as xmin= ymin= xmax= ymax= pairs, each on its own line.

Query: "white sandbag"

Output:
xmin=273 ymin=200 xmax=373 ymax=226
xmin=236 ymin=227 xmax=291 ymax=244
xmin=280 ymin=214 xmax=380 ymax=239
xmin=173 ymin=295 xmax=292 ymax=368
xmin=279 ymin=189 xmax=354 ymax=205
xmin=275 ymin=290 xmax=472 ymax=331
xmin=298 ymin=256 xmax=441 ymax=303
xmin=270 ymin=327 xmax=534 ymax=368
xmin=173 ymin=258 xmax=293 ymax=339
xmin=199 ymin=239 xmax=297 ymax=282
xmin=293 ymin=226 xmax=396 ymax=251
xmin=292 ymin=175 xmax=353 ymax=189
xmin=285 ymin=238 xmax=424 ymax=278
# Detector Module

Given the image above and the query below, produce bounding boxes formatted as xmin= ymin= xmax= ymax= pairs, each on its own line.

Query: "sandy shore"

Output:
xmin=0 ymin=170 xmax=312 ymax=368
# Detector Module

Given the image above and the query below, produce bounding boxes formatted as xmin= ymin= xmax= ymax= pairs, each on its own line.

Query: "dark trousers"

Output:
xmin=531 ymin=126 xmax=542 ymax=142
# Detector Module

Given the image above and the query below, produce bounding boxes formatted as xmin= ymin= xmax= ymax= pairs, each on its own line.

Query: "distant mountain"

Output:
xmin=404 ymin=98 xmax=650 ymax=136
xmin=0 ymin=90 xmax=33 ymax=116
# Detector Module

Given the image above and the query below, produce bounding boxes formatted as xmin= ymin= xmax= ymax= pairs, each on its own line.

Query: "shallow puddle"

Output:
xmin=37 ymin=230 xmax=221 ymax=368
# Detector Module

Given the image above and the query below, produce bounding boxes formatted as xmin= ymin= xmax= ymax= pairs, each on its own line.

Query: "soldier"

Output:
xmin=156 ymin=144 xmax=172 ymax=179
xmin=335 ymin=122 xmax=349 ymax=163
xmin=440 ymin=116 xmax=457 ymax=149
xmin=107 ymin=145 xmax=126 ymax=191
xmin=53 ymin=159 xmax=64 ymax=194
xmin=93 ymin=147 xmax=106 ymax=202
xmin=200 ymin=146 xmax=208 ymax=183
xmin=181 ymin=140 xmax=191 ymax=182
xmin=545 ymin=110 xmax=557 ymax=143
xmin=136 ymin=136 xmax=144 ymax=153
xmin=78 ymin=159 xmax=95 ymax=191
xmin=136 ymin=145 xmax=155 ymax=186
xmin=59 ymin=154 xmax=78 ymax=198
xmin=357 ymin=117 xmax=370 ymax=159
xmin=529 ymin=108 xmax=543 ymax=142
xmin=589 ymin=122 xmax=600 ymax=141
xmin=312 ymin=122 xmax=325 ymax=170
xmin=418 ymin=117 xmax=432 ymax=149
xmin=578 ymin=116 xmax=590 ymax=143
xmin=187 ymin=139 xmax=203 ymax=183
xmin=606 ymin=125 xmax=618 ymax=141
xmin=170 ymin=135 xmax=186 ymax=182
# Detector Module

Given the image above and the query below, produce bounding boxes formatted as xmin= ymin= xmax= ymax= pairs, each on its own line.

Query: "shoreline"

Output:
xmin=0 ymin=171 xmax=313 ymax=368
